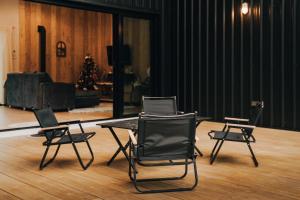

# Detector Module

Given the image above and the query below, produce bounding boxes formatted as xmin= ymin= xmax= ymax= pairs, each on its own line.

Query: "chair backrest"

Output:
xmin=137 ymin=113 xmax=196 ymax=160
xmin=243 ymin=101 xmax=264 ymax=137
xmin=33 ymin=107 xmax=58 ymax=128
xmin=142 ymin=96 xmax=177 ymax=115
xmin=249 ymin=101 xmax=264 ymax=125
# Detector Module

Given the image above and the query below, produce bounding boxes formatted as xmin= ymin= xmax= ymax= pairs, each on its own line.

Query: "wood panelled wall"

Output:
xmin=19 ymin=1 xmax=112 ymax=83
xmin=161 ymin=0 xmax=300 ymax=131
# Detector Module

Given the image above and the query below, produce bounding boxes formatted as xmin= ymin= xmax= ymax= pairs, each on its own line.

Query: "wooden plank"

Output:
xmin=60 ymin=6 xmax=72 ymax=82
xmin=0 ymin=188 xmax=19 ymax=200
xmin=0 ymin=161 xmax=98 ymax=200
xmin=18 ymin=1 xmax=26 ymax=73
xmin=0 ymin=141 xmax=175 ymax=200
xmin=55 ymin=5 xmax=62 ymax=81
xmin=49 ymin=4 xmax=57 ymax=81
xmin=74 ymin=9 xmax=84 ymax=82
xmin=0 ymin=173 xmax=60 ymax=200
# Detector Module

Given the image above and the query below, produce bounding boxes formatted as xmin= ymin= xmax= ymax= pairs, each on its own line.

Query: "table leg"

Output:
xmin=107 ymin=147 xmax=122 ymax=166
xmin=107 ymin=127 xmax=130 ymax=165
xmin=107 ymin=140 xmax=131 ymax=166
xmin=195 ymin=146 xmax=203 ymax=157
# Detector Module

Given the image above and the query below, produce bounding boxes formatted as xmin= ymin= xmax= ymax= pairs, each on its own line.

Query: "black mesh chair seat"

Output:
xmin=142 ymin=96 xmax=205 ymax=157
xmin=128 ymin=113 xmax=199 ymax=193
xmin=208 ymin=101 xmax=264 ymax=167
xmin=33 ymin=108 xmax=95 ymax=170
xmin=43 ymin=132 xmax=95 ymax=145
xmin=210 ymin=131 xmax=251 ymax=142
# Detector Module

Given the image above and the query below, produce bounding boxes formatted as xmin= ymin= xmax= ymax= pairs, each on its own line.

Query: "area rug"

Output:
xmin=69 ymin=106 xmax=113 ymax=113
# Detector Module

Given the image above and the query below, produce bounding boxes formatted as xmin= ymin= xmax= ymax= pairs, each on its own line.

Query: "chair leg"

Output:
xmin=210 ymin=140 xmax=225 ymax=165
xmin=246 ymin=142 xmax=259 ymax=167
xmin=180 ymin=159 xmax=189 ymax=179
xmin=40 ymin=145 xmax=61 ymax=170
xmin=210 ymin=140 xmax=220 ymax=158
xmin=130 ymin=158 xmax=198 ymax=193
xmin=128 ymin=144 xmax=136 ymax=181
xmin=129 ymin=157 xmax=135 ymax=181
xmin=71 ymin=140 xmax=94 ymax=170
xmin=129 ymin=159 xmax=189 ymax=183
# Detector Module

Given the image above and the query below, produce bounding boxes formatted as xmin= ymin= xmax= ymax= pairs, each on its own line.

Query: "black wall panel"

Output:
xmin=161 ymin=0 xmax=300 ymax=131
xmin=30 ymin=0 xmax=161 ymax=13
xmin=69 ymin=0 xmax=161 ymax=12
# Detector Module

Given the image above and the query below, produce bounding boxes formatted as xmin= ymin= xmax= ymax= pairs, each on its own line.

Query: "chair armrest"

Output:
xmin=39 ymin=125 xmax=69 ymax=132
xmin=224 ymin=117 xmax=249 ymax=122
xmin=59 ymin=120 xmax=81 ymax=125
xmin=208 ymin=131 xmax=217 ymax=139
xmin=226 ymin=123 xmax=255 ymax=129
xmin=128 ymin=130 xmax=137 ymax=145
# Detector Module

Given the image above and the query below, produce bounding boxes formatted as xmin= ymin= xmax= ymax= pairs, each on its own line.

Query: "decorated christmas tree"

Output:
xmin=76 ymin=55 xmax=99 ymax=91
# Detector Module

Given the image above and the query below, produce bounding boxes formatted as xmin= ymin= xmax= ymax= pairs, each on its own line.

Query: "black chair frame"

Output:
xmin=34 ymin=109 xmax=95 ymax=170
xmin=207 ymin=101 xmax=264 ymax=167
xmin=142 ymin=96 xmax=187 ymax=116
xmin=142 ymin=96 xmax=203 ymax=157
xmin=128 ymin=114 xmax=199 ymax=193
xmin=208 ymin=124 xmax=258 ymax=167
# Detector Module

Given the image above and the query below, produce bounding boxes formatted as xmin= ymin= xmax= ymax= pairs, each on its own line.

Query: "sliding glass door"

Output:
xmin=113 ymin=15 xmax=152 ymax=117
xmin=122 ymin=17 xmax=151 ymax=116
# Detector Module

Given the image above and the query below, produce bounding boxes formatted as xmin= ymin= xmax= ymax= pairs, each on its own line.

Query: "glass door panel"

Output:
xmin=122 ymin=17 xmax=151 ymax=116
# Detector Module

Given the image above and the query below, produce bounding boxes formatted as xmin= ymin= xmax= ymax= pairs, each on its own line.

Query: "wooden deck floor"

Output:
xmin=0 ymin=121 xmax=299 ymax=200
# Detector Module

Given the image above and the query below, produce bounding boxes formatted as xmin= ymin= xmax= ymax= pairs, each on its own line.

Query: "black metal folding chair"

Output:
xmin=33 ymin=108 xmax=95 ymax=170
xmin=208 ymin=101 xmax=264 ymax=167
xmin=128 ymin=113 xmax=198 ymax=193
xmin=142 ymin=96 xmax=203 ymax=156
xmin=142 ymin=96 xmax=180 ymax=115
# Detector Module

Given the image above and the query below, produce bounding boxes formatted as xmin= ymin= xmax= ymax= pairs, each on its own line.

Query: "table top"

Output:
xmin=97 ymin=116 xmax=212 ymax=131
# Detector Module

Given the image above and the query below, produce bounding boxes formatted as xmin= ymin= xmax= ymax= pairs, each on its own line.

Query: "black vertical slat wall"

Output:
xmin=79 ymin=0 xmax=161 ymax=11
xmin=161 ymin=0 xmax=300 ymax=131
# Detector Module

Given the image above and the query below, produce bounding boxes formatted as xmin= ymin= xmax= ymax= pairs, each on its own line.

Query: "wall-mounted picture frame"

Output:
xmin=56 ymin=41 xmax=66 ymax=57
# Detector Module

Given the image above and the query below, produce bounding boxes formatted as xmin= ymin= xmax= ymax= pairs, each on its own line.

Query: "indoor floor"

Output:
xmin=0 ymin=121 xmax=299 ymax=200
xmin=0 ymin=104 xmax=113 ymax=130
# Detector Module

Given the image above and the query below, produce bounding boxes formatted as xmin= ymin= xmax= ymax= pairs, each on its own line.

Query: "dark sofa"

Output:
xmin=4 ymin=72 xmax=75 ymax=110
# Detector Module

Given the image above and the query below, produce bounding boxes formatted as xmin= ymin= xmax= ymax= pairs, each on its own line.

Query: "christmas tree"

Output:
xmin=76 ymin=55 xmax=99 ymax=91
